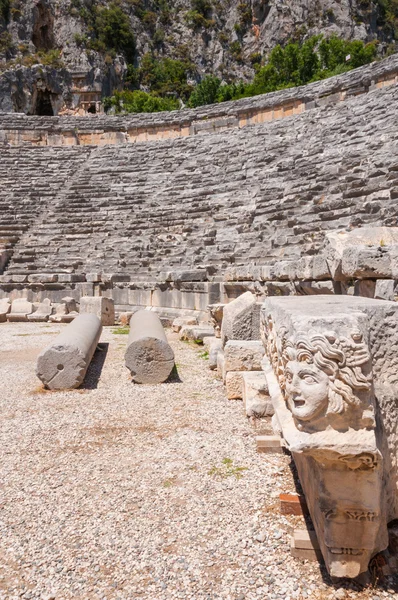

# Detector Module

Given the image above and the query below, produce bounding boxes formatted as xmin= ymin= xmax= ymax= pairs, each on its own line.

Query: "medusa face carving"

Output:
xmin=280 ymin=329 xmax=372 ymax=428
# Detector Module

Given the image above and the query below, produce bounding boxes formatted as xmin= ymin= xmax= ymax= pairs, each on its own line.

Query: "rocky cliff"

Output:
xmin=0 ymin=0 xmax=396 ymax=114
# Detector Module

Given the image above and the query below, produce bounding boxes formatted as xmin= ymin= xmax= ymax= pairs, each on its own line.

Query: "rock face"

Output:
xmin=0 ymin=0 xmax=394 ymax=113
xmin=261 ymin=295 xmax=398 ymax=578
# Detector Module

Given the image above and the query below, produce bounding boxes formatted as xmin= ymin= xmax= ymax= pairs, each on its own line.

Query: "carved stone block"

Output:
xmin=261 ymin=295 xmax=398 ymax=578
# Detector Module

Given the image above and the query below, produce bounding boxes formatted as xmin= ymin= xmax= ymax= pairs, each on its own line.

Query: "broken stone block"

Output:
xmin=295 ymin=280 xmax=335 ymax=295
xmin=206 ymin=338 xmax=222 ymax=370
xmin=172 ymin=316 xmax=198 ymax=333
xmin=6 ymin=298 xmax=33 ymax=322
xmin=221 ymin=291 xmax=261 ymax=347
xmin=49 ymin=303 xmax=69 ymax=323
xmin=119 ymin=312 xmax=134 ymax=326
xmin=261 ymin=295 xmax=398 ymax=578
xmin=324 ymin=227 xmax=398 ymax=280
xmin=0 ymin=297 xmax=11 ymax=323
xmin=179 ymin=325 xmax=214 ymax=342
xmin=225 ymin=371 xmax=244 ymax=400
xmin=242 ymin=371 xmax=274 ymax=418
xmin=80 ymin=296 xmax=115 ymax=326
xmin=28 ymin=298 xmax=53 ymax=322
xmin=256 ymin=435 xmax=283 ymax=454
xmin=216 ymin=350 xmax=226 ymax=382
xmin=224 ymin=340 xmax=264 ymax=373
xmin=375 ymin=279 xmax=395 ymax=301
xmin=208 ymin=303 xmax=224 ymax=338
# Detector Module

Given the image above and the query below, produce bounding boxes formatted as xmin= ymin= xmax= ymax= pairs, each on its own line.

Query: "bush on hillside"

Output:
xmin=104 ymin=89 xmax=179 ymax=113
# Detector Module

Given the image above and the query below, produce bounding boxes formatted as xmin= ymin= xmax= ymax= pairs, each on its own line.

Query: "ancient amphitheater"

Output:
xmin=2 ymin=55 xmax=398 ymax=600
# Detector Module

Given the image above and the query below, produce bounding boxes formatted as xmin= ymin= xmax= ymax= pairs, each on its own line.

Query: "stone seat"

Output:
xmin=6 ymin=298 xmax=33 ymax=322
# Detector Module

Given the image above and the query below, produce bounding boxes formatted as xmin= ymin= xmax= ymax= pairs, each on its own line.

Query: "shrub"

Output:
xmin=0 ymin=0 xmax=9 ymax=21
xmin=138 ymin=53 xmax=194 ymax=100
xmin=104 ymin=89 xmax=179 ymax=113
xmin=188 ymin=74 xmax=221 ymax=107
xmin=94 ymin=3 xmax=135 ymax=63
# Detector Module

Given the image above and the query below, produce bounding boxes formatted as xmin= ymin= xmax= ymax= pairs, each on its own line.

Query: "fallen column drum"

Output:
xmin=125 ymin=310 xmax=175 ymax=384
xmin=36 ymin=314 xmax=103 ymax=390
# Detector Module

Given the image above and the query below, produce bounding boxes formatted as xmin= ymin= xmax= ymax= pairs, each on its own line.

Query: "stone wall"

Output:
xmin=1 ymin=57 xmax=398 ymax=317
xmin=1 ymin=55 xmax=398 ymax=147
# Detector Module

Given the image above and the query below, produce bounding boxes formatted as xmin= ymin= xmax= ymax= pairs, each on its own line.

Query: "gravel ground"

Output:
xmin=0 ymin=322 xmax=397 ymax=600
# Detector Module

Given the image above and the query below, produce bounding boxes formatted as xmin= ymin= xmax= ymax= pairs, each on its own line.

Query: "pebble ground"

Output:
xmin=0 ymin=322 xmax=397 ymax=600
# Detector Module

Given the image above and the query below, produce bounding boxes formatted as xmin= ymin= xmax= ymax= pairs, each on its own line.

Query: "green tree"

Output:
xmin=95 ymin=3 xmax=135 ymax=63
xmin=188 ymin=75 xmax=221 ymax=107
xmin=104 ymin=90 xmax=179 ymax=113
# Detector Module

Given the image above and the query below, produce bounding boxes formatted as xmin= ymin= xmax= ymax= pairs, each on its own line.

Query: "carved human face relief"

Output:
xmin=285 ymin=360 xmax=330 ymax=421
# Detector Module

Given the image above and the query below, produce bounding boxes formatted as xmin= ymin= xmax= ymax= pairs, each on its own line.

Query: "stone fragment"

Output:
xmin=295 ymin=280 xmax=335 ymax=295
xmin=179 ymin=325 xmax=214 ymax=342
xmin=221 ymin=292 xmax=261 ymax=347
xmin=80 ymin=296 xmax=115 ymax=326
xmin=28 ymin=298 xmax=53 ymax=322
xmin=208 ymin=338 xmax=222 ymax=370
xmin=256 ymin=435 xmax=283 ymax=454
xmin=119 ymin=311 xmax=134 ymax=326
xmin=49 ymin=303 xmax=68 ymax=323
xmin=261 ymin=295 xmax=398 ymax=578
xmin=290 ymin=530 xmax=322 ymax=561
xmin=0 ymin=297 xmax=11 ymax=323
xmin=36 ymin=314 xmax=102 ymax=390
xmin=172 ymin=316 xmax=198 ymax=333
xmin=208 ymin=303 xmax=224 ymax=338
xmin=225 ymin=371 xmax=244 ymax=400
xmin=242 ymin=371 xmax=274 ymax=418
xmin=216 ymin=350 xmax=226 ymax=382
xmin=375 ymin=279 xmax=395 ymax=301
xmin=224 ymin=340 xmax=264 ymax=373
xmin=324 ymin=227 xmax=398 ymax=280
xmin=354 ymin=279 xmax=376 ymax=298
xmin=125 ymin=310 xmax=174 ymax=384
xmin=280 ymin=494 xmax=309 ymax=516
xmin=6 ymin=298 xmax=33 ymax=322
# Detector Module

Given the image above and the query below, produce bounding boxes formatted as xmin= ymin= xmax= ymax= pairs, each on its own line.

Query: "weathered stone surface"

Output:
xmin=0 ymin=298 xmax=11 ymax=323
xmin=216 ymin=350 xmax=226 ymax=382
xmin=224 ymin=340 xmax=264 ymax=373
xmin=242 ymin=371 xmax=274 ymax=418
xmin=261 ymin=295 xmax=398 ymax=578
xmin=172 ymin=316 xmax=198 ymax=333
xmin=208 ymin=338 xmax=222 ymax=370
xmin=221 ymin=292 xmax=261 ymax=347
xmin=225 ymin=371 xmax=244 ymax=400
xmin=324 ymin=228 xmax=398 ymax=280
xmin=125 ymin=310 xmax=174 ymax=384
xmin=28 ymin=298 xmax=53 ymax=322
xmin=208 ymin=303 xmax=224 ymax=338
xmin=179 ymin=325 xmax=214 ymax=342
xmin=80 ymin=296 xmax=115 ymax=326
xmin=375 ymin=279 xmax=396 ymax=301
xmin=6 ymin=298 xmax=33 ymax=322
xmin=36 ymin=314 xmax=102 ymax=390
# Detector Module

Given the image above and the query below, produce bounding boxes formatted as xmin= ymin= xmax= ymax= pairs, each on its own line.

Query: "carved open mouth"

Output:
xmin=293 ymin=399 xmax=305 ymax=407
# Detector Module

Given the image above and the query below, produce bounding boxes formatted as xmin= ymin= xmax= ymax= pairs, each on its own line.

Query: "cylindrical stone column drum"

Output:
xmin=125 ymin=310 xmax=175 ymax=384
xmin=36 ymin=314 xmax=103 ymax=390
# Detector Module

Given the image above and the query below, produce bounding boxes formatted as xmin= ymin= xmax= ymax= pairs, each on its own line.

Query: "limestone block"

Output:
xmin=261 ymin=295 xmax=398 ymax=578
xmin=295 ymin=281 xmax=335 ymax=295
xmin=49 ymin=303 xmax=68 ymax=323
xmin=208 ymin=303 xmax=224 ymax=338
xmin=375 ymin=279 xmax=395 ymax=301
xmin=221 ymin=292 xmax=261 ymax=347
xmin=36 ymin=314 xmax=102 ymax=390
xmin=119 ymin=311 xmax=134 ymax=326
xmin=80 ymin=296 xmax=115 ymax=326
xmin=225 ymin=371 xmax=244 ymax=400
xmin=242 ymin=371 xmax=274 ymax=418
xmin=0 ymin=298 xmax=11 ymax=323
xmin=86 ymin=272 xmax=101 ymax=283
xmin=125 ymin=310 xmax=174 ymax=384
xmin=224 ymin=340 xmax=264 ymax=373
xmin=179 ymin=325 xmax=214 ymax=342
xmin=172 ymin=316 xmax=198 ymax=333
xmin=324 ymin=227 xmax=398 ymax=280
xmin=28 ymin=298 xmax=53 ymax=322
xmin=62 ymin=297 xmax=78 ymax=313
xmin=208 ymin=338 xmax=222 ymax=370
xmin=6 ymin=298 xmax=33 ymax=322
xmin=216 ymin=350 xmax=226 ymax=382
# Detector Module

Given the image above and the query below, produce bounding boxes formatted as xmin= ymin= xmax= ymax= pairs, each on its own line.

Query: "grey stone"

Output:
xmin=125 ymin=310 xmax=174 ymax=384
xmin=221 ymin=292 xmax=261 ymax=347
xmin=80 ymin=296 xmax=115 ymax=326
xmin=36 ymin=313 xmax=102 ymax=390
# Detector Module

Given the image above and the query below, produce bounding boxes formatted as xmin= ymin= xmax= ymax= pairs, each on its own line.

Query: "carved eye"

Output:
xmin=302 ymin=374 xmax=317 ymax=384
xmin=285 ymin=372 xmax=293 ymax=383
